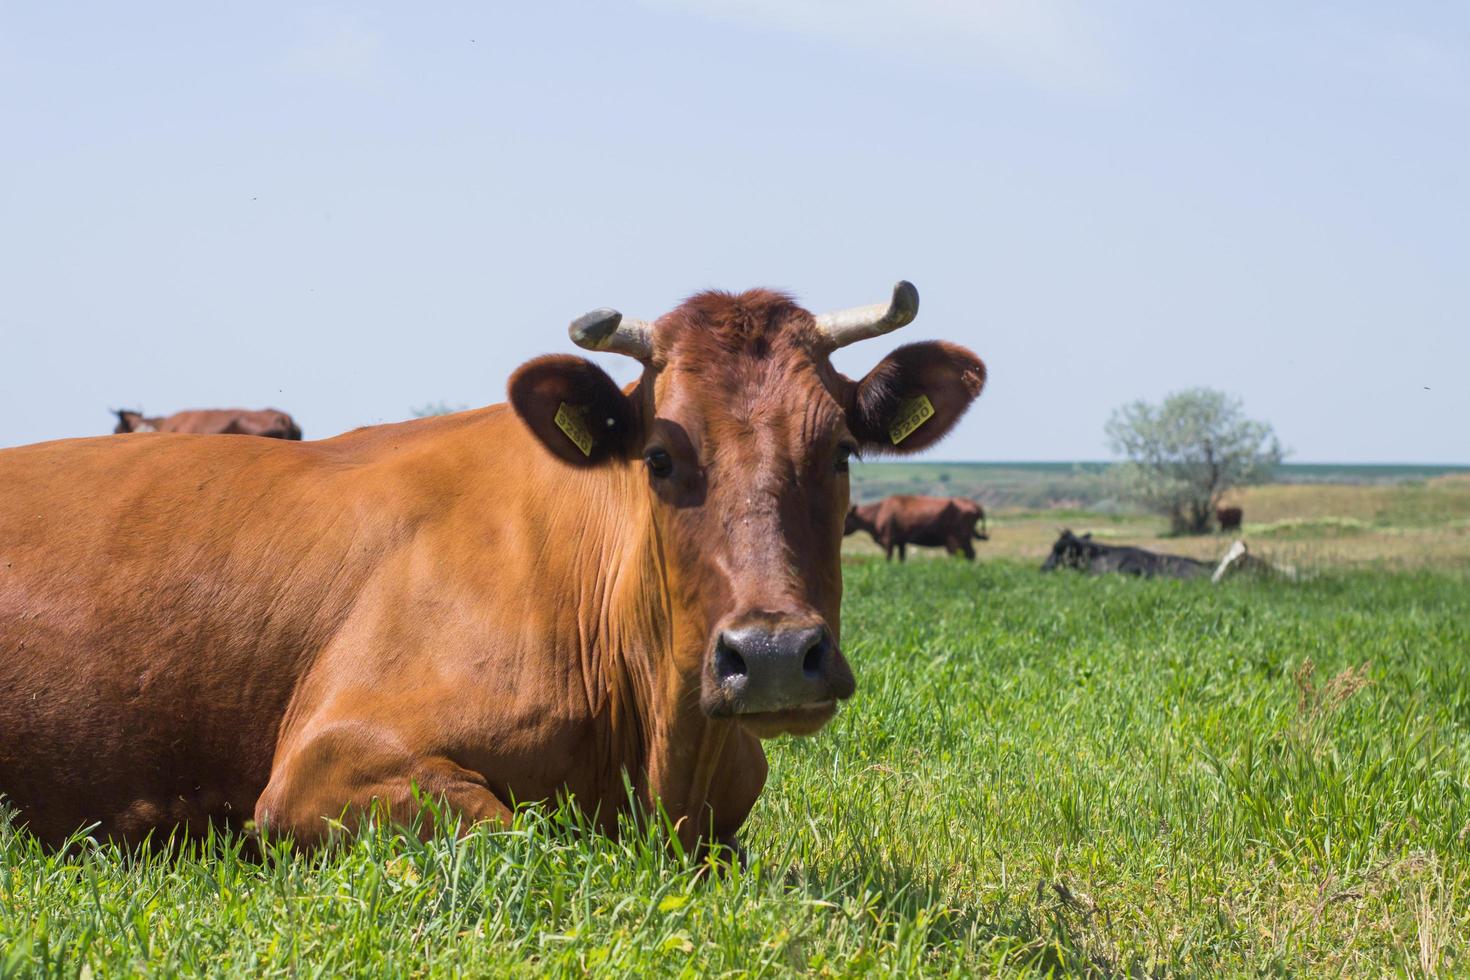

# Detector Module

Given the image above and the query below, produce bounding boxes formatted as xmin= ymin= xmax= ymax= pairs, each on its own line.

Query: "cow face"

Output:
xmin=843 ymin=503 xmax=879 ymax=538
xmin=1041 ymin=530 xmax=1095 ymax=572
xmin=510 ymin=287 xmax=985 ymax=739
xmin=112 ymin=410 xmax=158 ymax=433
xmin=257 ymin=414 xmax=303 ymax=440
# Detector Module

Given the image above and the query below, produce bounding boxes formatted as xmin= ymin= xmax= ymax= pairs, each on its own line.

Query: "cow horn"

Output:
xmin=814 ymin=280 xmax=919 ymax=350
xmin=568 ymin=308 xmax=654 ymax=360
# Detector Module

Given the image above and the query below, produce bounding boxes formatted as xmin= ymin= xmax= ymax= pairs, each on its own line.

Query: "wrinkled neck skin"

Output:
xmin=566 ymin=456 xmax=762 ymax=851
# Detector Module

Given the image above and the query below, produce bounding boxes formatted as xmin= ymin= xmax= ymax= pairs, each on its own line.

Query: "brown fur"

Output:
xmin=1216 ymin=506 xmax=1243 ymax=532
xmin=5 ymin=288 xmax=984 ymax=850
xmin=845 ymin=495 xmax=987 ymax=561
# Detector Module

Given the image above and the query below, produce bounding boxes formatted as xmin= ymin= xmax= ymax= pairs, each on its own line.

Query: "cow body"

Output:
xmin=1040 ymin=530 xmax=1210 ymax=579
xmin=844 ymin=495 xmax=986 ymax=561
xmin=1216 ymin=506 xmax=1243 ymax=532
xmin=3 ymin=414 xmax=648 ymax=845
xmin=114 ymin=408 xmax=302 ymax=440
xmin=3 ymin=286 xmax=985 ymax=849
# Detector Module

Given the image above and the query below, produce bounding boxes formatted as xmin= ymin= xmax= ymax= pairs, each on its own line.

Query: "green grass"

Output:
xmin=3 ymin=562 xmax=1468 ymax=975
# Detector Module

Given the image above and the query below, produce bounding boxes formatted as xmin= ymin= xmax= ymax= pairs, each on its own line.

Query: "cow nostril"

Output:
xmin=802 ymin=635 xmax=827 ymax=677
xmin=715 ymin=637 xmax=747 ymax=681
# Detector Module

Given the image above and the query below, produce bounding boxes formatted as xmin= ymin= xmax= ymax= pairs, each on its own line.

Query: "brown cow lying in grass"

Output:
xmin=113 ymin=408 xmax=302 ymax=440
xmin=2 ymin=281 xmax=985 ymax=851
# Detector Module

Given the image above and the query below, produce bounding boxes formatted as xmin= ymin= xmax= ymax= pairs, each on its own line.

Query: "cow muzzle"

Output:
xmin=701 ymin=620 xmax=856 ymax=737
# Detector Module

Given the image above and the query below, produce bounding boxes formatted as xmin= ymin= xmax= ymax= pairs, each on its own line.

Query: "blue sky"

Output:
xmin=1 ymin=1 xmax=1465 ymax=461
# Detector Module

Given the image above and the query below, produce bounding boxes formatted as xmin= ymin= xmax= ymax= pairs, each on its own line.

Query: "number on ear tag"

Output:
xmin=888 ymin=394 xmax=936 ymax=445
xmin=554 ymin=402 xmax=594 ymax=457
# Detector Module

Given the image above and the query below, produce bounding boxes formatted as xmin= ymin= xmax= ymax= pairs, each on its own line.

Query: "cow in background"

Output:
xmin=1040 ymin=530 xmax=1211 ymax=579
xmin=1216 ymin=506 xmax=1243 ymax=532
xmin=114 ymin=408 xmax=302 ymax=440
xmin=845 ymin=494 xmax=987 ymax=561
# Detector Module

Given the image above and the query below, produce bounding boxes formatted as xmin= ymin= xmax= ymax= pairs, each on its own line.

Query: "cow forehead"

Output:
xmin=641 ymin=289 xmax=852 ymax=449
xmin=652 ymin=288 xmax=820 ymax=358
xmin=653 ymin=355 xmax=845 ymax=444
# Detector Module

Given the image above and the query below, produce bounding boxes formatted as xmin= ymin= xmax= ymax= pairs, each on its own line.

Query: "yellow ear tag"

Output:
xmin=554 ymin=402 xmax=595 ymax=457
xmin=888 ymin=394 xmax=936 ymax=445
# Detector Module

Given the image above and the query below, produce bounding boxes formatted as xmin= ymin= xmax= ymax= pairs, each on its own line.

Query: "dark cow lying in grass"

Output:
xmin=1040 ymin=530 xmax=1211 ymax=580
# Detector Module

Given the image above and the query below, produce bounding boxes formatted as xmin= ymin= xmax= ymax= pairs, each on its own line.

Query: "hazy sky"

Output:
xmin=2 ymin=2 xmax=1466 ymax=461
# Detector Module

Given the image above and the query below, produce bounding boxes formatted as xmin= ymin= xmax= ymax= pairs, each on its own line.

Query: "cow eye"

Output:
xmin=644 ymin=448 xmax=673 ymax=478
xmin=834 ymin=443 xmax=858 ymax=475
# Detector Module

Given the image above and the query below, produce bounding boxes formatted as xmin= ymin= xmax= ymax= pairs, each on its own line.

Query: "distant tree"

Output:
xmin=412 ymin=401 xmax=465 ymax=418
xmin=1105 ymin=388 xmax=1284 ymax=535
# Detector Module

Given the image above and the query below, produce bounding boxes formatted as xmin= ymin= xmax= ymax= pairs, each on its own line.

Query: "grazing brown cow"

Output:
xmin=113 ymin=408 xmax=302 ymax=440
xmin=844 ymin=495 xmax=987 ymax=561
xmin=1 ymin=282 xmax=985 ymax=850
xmin=1216 ymin=506 xmax=1243 ymax=532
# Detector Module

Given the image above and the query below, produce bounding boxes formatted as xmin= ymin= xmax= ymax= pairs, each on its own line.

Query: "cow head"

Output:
xmin=112 ymin=409 xmax=158 ymax=433
xmin=261 ymin=412 xmax=303 ymax=441
xmin=843 ymin=503 xmax=877 ymax=537
xmin=509 ymin=283 xmax=985 ymax=739
xmin=1041 ymin=529 xmax=1096 ymax=572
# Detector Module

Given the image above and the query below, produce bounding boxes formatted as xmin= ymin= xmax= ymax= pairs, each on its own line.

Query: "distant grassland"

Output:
xmin=3 ymin=563 xmax=1466 ymax=974
xmin=851 ymin=461 xmax=1470 ymax=511
xmin=1225 ymin=477 xmax=1470 ymax=529
xmin=851 ymin=461 xmax=1116 ymax=511
xmin=846 ymin=465 xmax=1470 ymax=571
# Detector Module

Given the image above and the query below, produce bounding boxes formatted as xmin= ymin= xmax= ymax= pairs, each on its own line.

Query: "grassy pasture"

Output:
xmin=3 ymin=560 xmax=1467 ymax=976
xmin=840 ymin=470 xmax=1470 ymax=570
xmin=848 ymin=462 xmax=1470 ymax=512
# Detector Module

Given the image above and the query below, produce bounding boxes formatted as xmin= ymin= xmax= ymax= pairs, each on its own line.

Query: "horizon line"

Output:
xmin=856 ymin=459 xmax=1470 ymax=468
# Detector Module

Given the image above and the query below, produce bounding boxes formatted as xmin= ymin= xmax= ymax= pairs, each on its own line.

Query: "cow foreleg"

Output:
xmin=255 ymin=726 xmax=512 ymax=848
xmin=944 ymin=533 xmax=975 ymax=560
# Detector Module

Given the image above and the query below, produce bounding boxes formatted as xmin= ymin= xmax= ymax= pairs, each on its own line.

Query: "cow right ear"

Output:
xmin=848 ymin=341 xmax=986 ymax=455
xmin=508 ymin=355 xmax=639 ymax=466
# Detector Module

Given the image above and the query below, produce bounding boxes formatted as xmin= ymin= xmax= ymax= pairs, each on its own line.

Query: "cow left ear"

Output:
xmin=848 ymin=341 xmax=986 ymax=455
xmin=508 ymin=355 xmax=639 ymax=466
